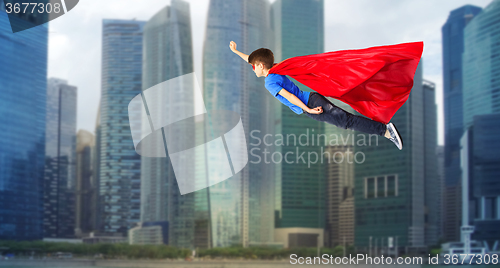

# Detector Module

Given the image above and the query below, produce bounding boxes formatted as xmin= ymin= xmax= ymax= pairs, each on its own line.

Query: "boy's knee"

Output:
xmin=323 ymin=103 xmax=336 ymax=111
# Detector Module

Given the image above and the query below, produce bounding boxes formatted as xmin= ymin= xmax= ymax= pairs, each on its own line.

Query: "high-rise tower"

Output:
xmin=140 ymin=0 xmax=195 ymax=248
xmin=44 ymin=78 xmax=77 ymax=238
xmin=0 ymin=5 xmax=48 ymax=240
xmin=99 ymin=19 xmax=146 ymax=236
xmin=202 ymin=0 xmax=274 ymax=247
xmin=270 ymin=0 xmax=326 ymax=248
xmin=354 ymin=62 xmax=438 ymax=254
xmin=441 ymin=4 xmax=482 ymax=243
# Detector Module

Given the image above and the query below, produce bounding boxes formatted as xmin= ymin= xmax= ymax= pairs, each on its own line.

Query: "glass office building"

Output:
xmin=442 ymin=5 xmax=482 ymax=186
xmin=354 ymin=62 xmax=437 ymax=252
xmin=461 ymin=114 xmax=500 ymax=248
xmin=75 ymin=129 xmax=96 ymax=236
xmin=422 ymin=80 xmax=439 ymax=247
xmin=203 ymin=0 xmax=274 ymax=247
xmin=93 ymin=103 xmax=102 ymax=234
xmin=461 ymin=0 xmax=500 ymax=249
xmin=0 ymin=6 xmax=48 ymax=240
xmin=271 ymin=0 xmax=327 ymax=246
xmin=140 ymin=0 xmax=195 ymax=248
xmin=44 ymin=78 xmax=77 ymax=238
xmin=99 ymin=19 xmax=146 ymax=236
xmin=471 ymin=115 xmax=500 ymax=245
xmin=441 ymin=4 xmax=482 ymax=243
xmin=463 ymin=0 xmax=500 ymax=130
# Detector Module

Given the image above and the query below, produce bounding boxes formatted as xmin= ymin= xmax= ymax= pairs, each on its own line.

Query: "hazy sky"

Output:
xmin=47 ymin=0 xmax=492 ymax=145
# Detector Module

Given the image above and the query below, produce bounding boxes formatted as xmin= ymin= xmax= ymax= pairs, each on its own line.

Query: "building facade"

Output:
xmin=441 ymin=4 xmax=482 ymax=243
xmin=461 ymin=0 xmax=500 ymax=249
xmin=140 ymin=0 xmax=195 ymax=248
xmin=44 ymin=78 xmax=77 ymax=238
xmin=75 ymin=129 xmax=96 ymax=236
xmin=436 ymin=145 xmax=445 ymax=240
xmin=463 ymin=1 xmax=500 ymax=130
xmin=93 ymin=102 xmax=102 ymax=236
xmin=271 ymin=0 xmax=326 ymax=247
xmin=461 ymin=114 xmax=500 ymax=249
xmin=202 ymin=0 xmax=275 ymax=247
xmin=354 ymin=62 xmax=435 ymax=254
xmin=442 ymin=5 xmax=482 ymax=185
xmin=129 ymin=221 xmax=169 ymax=245
xmin=422 ymin=80 xmax=440 ymax=247
xmin=324 ymin=143 xmax=355 ymax=248
xmin=99 ymin=19 xmax=146 ymax=236
xmin=0 ymin=4 xmax=48 ymax=240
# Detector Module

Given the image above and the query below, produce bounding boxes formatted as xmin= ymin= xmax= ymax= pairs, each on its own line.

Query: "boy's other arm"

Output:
xmin=229 ymin=41 xmax=249 ymax=62
xmin=278 ymin=88 xmax=323 ymax=114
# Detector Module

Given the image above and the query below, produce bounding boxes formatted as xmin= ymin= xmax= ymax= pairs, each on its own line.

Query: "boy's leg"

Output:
xmin=303 ymin=93 xmax=387 ymax=136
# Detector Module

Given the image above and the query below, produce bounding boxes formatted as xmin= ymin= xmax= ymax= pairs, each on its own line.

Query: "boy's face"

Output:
xmin=252 ymin=62 xmax=266 ymax=77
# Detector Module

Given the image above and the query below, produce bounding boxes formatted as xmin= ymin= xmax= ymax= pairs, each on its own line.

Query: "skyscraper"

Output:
xmin=75 ymin=129 xmax=96 ymax=237
xmin=140 ymin=0 xmax=195 ymax=248
xmin=461 ymin=0 xmax=500 ymax=249
xmin=324 ymin=143 xmax=355 ymax=248
xmin=461 ymin=114 xmax=500 ymax=249
xmin=463 ymin=1 xmax=500 ymax=129
xmin=354 ymin=62 xmax=437 ymax=254
xmin=203 ymin=0 xmax=274 ymax=247
xmin=44 ymin=78 xmax=77 ymax=238
xmin=99 ymin=19 xmax=146 ymax=236
xmin=93 ymin=102 xmax=102 ymax=236
xmin=441 ymin=4 xmax=482 ymax=243
xmin=0 ymin=6 xmax=48 ymax=240
xmin=422 ymin=80 xmax=439 ymax=247
xmin=323 ymin=100 xmax=360 ymax=249
xmin=270 ymin=0 xmax=326 ymax=247
xmin=436 ymin=145 xmax=445 ymax=241
xmin=442 ymin=5 xmax=482 ymax=155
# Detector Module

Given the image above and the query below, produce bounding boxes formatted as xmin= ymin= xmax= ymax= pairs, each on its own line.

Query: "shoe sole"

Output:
xmin=390 ymin=123 xmax=403 ymax=150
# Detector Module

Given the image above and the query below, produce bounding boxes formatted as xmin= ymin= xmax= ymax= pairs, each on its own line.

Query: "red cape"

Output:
xmin=268 ymin=41 xmax=424 ymax=124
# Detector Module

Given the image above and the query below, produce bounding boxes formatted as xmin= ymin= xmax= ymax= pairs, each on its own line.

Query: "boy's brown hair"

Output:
xmin=248 ymin=48 xmax=274 ymax=69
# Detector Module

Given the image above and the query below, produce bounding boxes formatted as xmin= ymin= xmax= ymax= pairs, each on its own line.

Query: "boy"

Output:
xmin=229 ymin=41 xmax=403 ymax=150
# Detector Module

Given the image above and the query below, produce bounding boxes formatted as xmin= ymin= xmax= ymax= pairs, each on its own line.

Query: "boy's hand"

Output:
xmin=229 ymin=41 xmax=237 ymax=52
xmin=307 ymin=106 xmax=323 ymax=114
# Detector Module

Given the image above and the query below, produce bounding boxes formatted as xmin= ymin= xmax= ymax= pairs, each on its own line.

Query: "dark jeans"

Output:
xmin=303 ymin=92 xmax=387 ymax=136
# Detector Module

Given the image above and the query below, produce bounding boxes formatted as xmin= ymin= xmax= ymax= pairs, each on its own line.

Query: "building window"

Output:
xmin=485 ymin=197 xmax=496 ymax=220
xmin=366 ymin=178 xmax=375 ymax=198
xmin=387 ymin=175 xmax=397 ymax=197
xmin=377 ymin=176 xmax=385 ymax=197
xmin=450 ymin=70 xmax=460 ymax=91
xmin=365 ymin=174 xmax=398 ymax=199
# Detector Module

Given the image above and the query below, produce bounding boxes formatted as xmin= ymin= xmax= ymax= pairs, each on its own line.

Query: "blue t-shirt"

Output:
xmin=264 ymin=73 xmax=310 ymax=114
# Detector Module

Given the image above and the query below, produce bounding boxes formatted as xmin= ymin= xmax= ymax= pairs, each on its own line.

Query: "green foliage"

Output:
xmin=0 ymin=240 xmax=357 ymax=260
xmin=0 ymin=240 xmax=190 ymax=259
xmin=430 ymin=248 xmax=441 ymax=255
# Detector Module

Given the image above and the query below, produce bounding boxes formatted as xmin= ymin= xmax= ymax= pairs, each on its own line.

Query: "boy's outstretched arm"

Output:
xmin=278 ymin=88 xmax=323 ymax=114
xmin=229 ymin=41 xmax=249 ymax=63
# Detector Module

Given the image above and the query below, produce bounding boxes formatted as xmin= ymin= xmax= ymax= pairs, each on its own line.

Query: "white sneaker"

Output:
xmin=386 ymin=123 xmax=403 ymax=150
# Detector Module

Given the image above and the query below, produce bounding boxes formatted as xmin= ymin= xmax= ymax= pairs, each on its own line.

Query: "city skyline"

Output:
xmin=1 ymin=0 xmax=498 ymax=253
xmin=46 ymin=0 xmax=492 ymax=146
